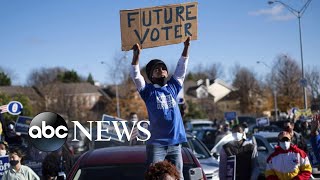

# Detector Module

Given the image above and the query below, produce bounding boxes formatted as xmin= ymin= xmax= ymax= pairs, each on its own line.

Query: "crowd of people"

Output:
xmin=214 ymin=113 xmax=320 ymax=180
xmin=0 ymin=112 xmax=74 ymax=180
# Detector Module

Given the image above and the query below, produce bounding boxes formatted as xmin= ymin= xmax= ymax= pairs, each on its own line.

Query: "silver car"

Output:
xmin=184 ymin=133 xmax=219 ymax=180
xmin=254 ymin=131 xmax=279 ymax=177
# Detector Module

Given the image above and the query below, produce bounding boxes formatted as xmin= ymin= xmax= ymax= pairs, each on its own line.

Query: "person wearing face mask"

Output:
xmin=0 ymin=141 xmax=8 ymax=156
xmin=130 ymin=37 xmax=191 ymax=180
xmin=2 ymin=147 xmax=40 ymax=180
xmin=219 ymin=125 xmax=259 ymax=180
xmin=265 ymin=131 xmax=312 ymax=180
xmin=310 ymin=114 xmax=320 ymax=164
xmin=283 ymin=120 xmax=308 ymax=152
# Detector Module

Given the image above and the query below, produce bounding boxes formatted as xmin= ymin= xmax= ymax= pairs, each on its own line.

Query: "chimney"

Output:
xmin=206 ymin=79 xmax=210 ymax=87
xmin=197 ymin=79 xmax=204 ymax=86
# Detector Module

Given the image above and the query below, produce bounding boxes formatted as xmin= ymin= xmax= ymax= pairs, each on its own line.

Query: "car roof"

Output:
xmin=78 ymin=146 xmax=195 ymax=167
xmin=188 ymin=120 xmax=213 ymax=124
xmin=192 ymin=127 xmax=216 ymax=130
xmin=254 ymin=131 xmax=279 ymax=139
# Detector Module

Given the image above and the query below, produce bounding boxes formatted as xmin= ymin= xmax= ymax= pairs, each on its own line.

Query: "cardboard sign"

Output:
xmin=120 ymin=2 xmax=198 ymax=51
xmin=226 ymin=155 xmax=236 ymax=180
xmin=0 ymin=155 xmax=10 ymax=178
xmin=256 ymin=117 xmax=270 ymax=127
xmin=224 ymin=112 xmax=237 ymax=121
xmin=101 ymin=114 xmax=127 ymax=141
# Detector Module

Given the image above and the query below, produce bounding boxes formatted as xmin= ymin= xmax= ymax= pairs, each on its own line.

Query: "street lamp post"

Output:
xmin=101 ymin=61 xmax=121 ymax=118
xmin=268 ymin=0 xmax=313 ymax=110
xmin=257 ymin=61 xmax=278 ymax=121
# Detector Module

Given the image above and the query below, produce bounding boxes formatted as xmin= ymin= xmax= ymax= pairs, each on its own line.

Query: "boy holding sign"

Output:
xmin=130 ymin=37 xmax=190 ymax=179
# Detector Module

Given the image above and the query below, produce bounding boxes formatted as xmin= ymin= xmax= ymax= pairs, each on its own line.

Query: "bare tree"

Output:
xmin=187 ymin=62 xmax=224 ymax=81
xmin=103 ymin=52 xmax=130 ymax=85
xmin=232 ymin=66 xmax=261 ymax=114
xmin=27 ymin=67 xmax=66 ymax=86
xmin=305 ymin=66 xmax=320 ymax=99
xmin=101 ymin=51 xmax=135 ymax=118
xmin=269 ymin=54 xmax=303 ymax=110
xmin=205 ymin=63 xmax=224 ymax=80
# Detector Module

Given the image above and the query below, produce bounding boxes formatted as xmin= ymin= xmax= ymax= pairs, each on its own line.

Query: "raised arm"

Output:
xmin=182 ymin=36 xmax=190 ymax=57
xmin=173 ymin=37 xmax=191 ymax=85
xmin=130 ymin=44 xmax=145 ymax=91
xmin=311 ymin=114 xmax=320 ymax=163
xmin=131 ymin=43 xmax=140 ymax=65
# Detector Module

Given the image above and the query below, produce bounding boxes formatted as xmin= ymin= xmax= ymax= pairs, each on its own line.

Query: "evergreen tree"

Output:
xmin=87 ymin=73 xmax=94 ymax=85
xmin=58 ymin=70 xmax=80 ymax=83
xmin=0 ymin=71 xmax=11 ymax=86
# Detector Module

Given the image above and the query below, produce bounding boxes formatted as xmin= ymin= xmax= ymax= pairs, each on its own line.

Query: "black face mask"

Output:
xmin=10 ymin=160 xmax=19 ymax=166
xmin=151 ymin=77 xmax=166 ymax=86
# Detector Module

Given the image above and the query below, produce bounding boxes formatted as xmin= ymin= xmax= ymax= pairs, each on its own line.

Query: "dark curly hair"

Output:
xmin=144 ymin=160 xmax=180 ymax=180
xmin=8 ymin=147 xmax=25 ymax=162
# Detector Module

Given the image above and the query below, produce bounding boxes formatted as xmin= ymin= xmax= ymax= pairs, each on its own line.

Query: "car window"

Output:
xmin=72 ymin=164 xmax=197 ymax=180
xmin=238 ymin=116 xmax=256 ymax=125
xmin=211 ymin=133 xmax=234 ymax=154
xmin=183 ymin=137 xmax=211 ymax=159
xmin=255 ymin=138 xmax=266 ymax=148
xmin=193 ymin=124 xmax=212 ymax=128
xmin=74 ymin=165 xmax=146 ymax=180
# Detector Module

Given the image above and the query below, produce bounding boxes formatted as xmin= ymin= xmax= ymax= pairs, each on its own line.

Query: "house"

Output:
xmin=37 ymin=82 xmax=110 ymax=122
xmin=185 ymin=78 xmax=235 ymax=103
xmin=0 ymin=86 xmax=45 ymax=114
xmin=216 ymin=89 xmax=269 ymax=116
xmin=215 ymin=91 xmax=241 ymax=114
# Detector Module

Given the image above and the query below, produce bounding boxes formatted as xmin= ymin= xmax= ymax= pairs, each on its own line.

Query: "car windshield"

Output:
xmin=238 ymin=116 xmax=256 ymax=125
xmin=192 ymin=124 xmax=212 ymax=128
xmin=183 ymin=137 xmax=211 ymax=159
xmin=74 ymin=165 xmax=146 ymax=180
xmin=73 ymin=163 xmax=197 ymax=180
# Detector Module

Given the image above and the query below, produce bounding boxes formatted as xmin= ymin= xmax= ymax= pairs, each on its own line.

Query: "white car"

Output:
xmin=210 ymin=133 xmax=234 ymax=161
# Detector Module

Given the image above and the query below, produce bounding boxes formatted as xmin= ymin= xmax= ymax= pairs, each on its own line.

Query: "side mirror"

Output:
xmin=212 ymin=152 xmax=219 ymax=159
xmin=257 ymin=146 xmax=267 ymax=151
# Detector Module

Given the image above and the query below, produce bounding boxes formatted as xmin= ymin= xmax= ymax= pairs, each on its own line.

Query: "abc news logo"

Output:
xmin=28 ymin=112 xmax=151 ymax=152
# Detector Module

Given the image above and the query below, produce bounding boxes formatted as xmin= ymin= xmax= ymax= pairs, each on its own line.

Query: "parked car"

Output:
xmin=67 ymin=146 xmax=206 ymax=180
xmin=250 ymin=125 xmax=282 ymax=134
xmin=253 ymin=131 xmax=279 ymax=178
xmin=237 ymin=115 xmax=256 ymax=126
xmin=210 ymin=133 xmax=234 ymax=161
xmin=67 ymin=126 xmax=90 ymax=155
xmin=183 ymin=133 xmax=219 ymax=180
xmin=185 ymin=119 xmax=214 ymax=131
xmin=88 ymin=129 xmax=218 ymax=179
xmin=192 ymin=127 xmax=217 ymax=150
